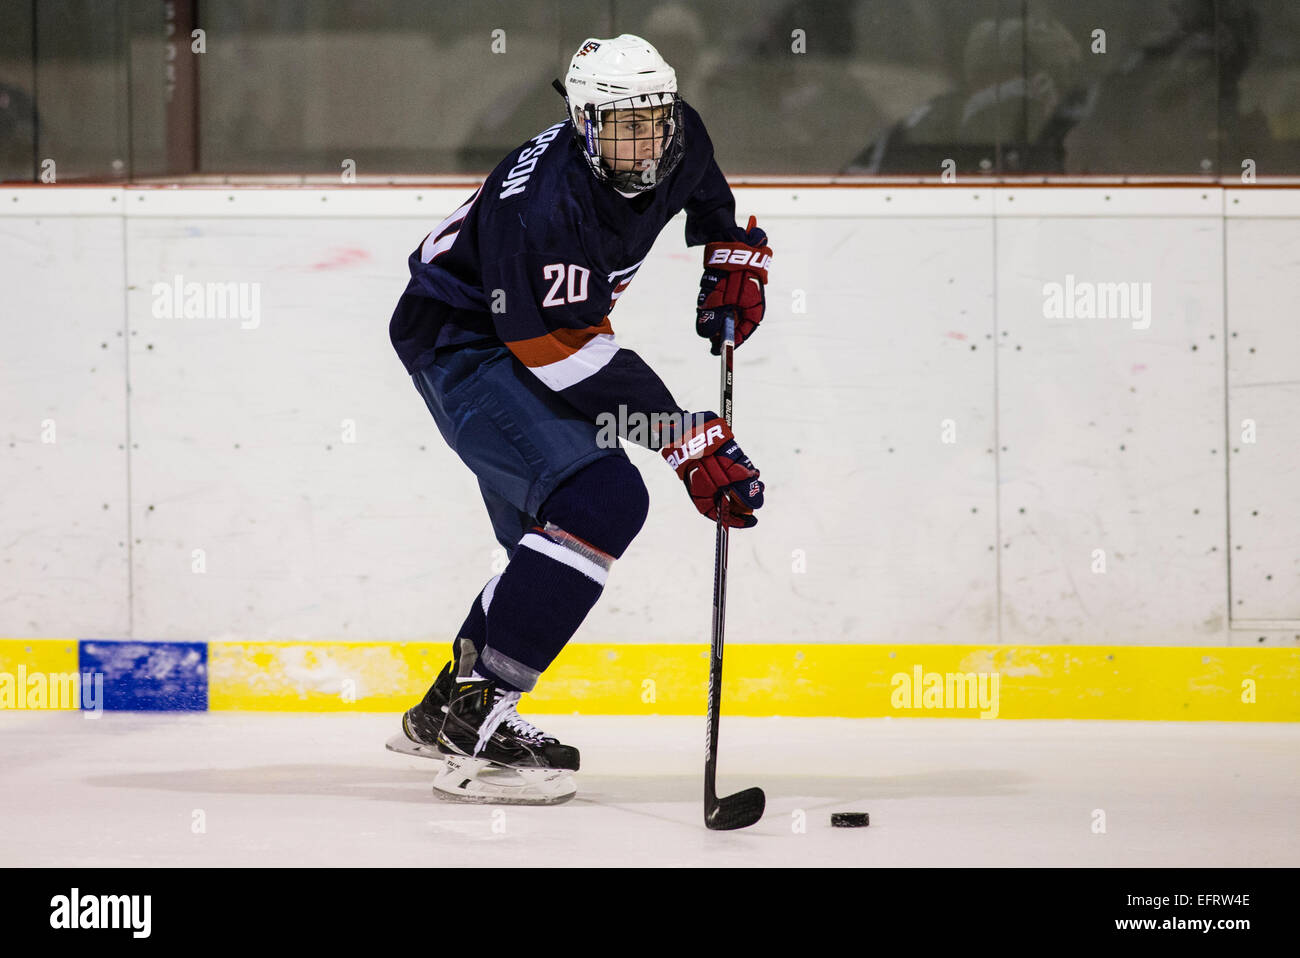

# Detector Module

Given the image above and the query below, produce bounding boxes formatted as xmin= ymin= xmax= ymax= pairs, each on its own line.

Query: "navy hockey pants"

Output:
xmin=412 ymin=342 xmax=632 ymax=556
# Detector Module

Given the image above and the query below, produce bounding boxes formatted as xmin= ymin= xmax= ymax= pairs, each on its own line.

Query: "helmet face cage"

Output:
xmin=573 ymin=93 xmax=686 ymax=193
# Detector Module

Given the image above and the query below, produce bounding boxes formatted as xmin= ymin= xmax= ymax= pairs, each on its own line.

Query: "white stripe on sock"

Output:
xmin=480 ymin=574 xmax=501 ymax=615
xmin=518 ymin=533 xmax=608 ymax=586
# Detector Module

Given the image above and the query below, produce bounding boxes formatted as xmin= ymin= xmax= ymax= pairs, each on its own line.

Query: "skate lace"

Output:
xmin=476 ymin=690 xmax=547 ymax=754
xmin=498 ymin=693 xmax=548 ymax=740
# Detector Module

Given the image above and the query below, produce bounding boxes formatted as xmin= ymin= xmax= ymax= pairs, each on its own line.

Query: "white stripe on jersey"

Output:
xmin=518 ymin=533 xmax=609 ymax=586
xmin=480 ymin=573 xmax=501 ymax=614
xmin=526 ymin=334 xmax=620 ymax=392
xmin=422 ymin=230 xmax=459 ymax=262
xmin=607 ymin=259 xmax=645 ymax=283
xmin=420 ymin=188 xmax=480 ymax=263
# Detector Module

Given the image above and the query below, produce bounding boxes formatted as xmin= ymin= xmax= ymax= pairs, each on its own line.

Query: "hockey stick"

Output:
xmin=704 ymin=310 xmax=765 ymax=830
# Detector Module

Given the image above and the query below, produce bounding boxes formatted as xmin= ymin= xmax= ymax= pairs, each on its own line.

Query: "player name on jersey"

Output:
xmin=500 ymin=122 xmax=566 ymax=200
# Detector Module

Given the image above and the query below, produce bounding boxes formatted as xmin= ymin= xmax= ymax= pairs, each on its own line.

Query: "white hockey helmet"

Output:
xmin=556 ymin=34 xmax=686 ymax=192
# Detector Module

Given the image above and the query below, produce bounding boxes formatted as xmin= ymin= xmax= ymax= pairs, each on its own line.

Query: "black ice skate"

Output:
xmin=432 ymin=677 xmax=579 ymax=805
xmin=384 ymin=637 xmax=476 ymax=760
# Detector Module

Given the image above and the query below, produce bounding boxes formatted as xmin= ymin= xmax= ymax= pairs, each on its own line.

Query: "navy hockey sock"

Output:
xmin=474 ymin=457 xmax=649 ymax=692
xmin=449 ymin=577 xmax=496 ymax=678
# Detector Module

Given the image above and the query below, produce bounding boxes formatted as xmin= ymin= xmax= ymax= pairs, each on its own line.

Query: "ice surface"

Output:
xmin=2 ymin=713 xmax=1297 ymax=867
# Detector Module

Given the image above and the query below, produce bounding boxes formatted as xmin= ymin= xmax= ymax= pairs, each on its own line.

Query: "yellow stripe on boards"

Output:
xmin=207 ymin=641 xmax=449 ymax=711
xmin=201 ymin=642 xmax=1300 ymax=721
xmin=519 ymin=644 xmax=1297 ymax=720
xmin=0 ymin=639 xmax=81 ymax=711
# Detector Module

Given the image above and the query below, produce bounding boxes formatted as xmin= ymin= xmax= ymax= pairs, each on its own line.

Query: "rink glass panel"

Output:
xmin=3 ymin=1 xmax=1300 ymax=180
xmin=0 ymin=0 xmax=131 ymax=183
xmin=193 ymin=0 xmax=609 ymax=176
xmin=0 ymin=0 xmax=34 ymax=182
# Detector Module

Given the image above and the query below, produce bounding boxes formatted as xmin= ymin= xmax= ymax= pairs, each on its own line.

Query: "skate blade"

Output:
xmin=432 ymin=755 xmax=576 ymax=806
xmin=385 ymin=733 xmax=445 ymax=760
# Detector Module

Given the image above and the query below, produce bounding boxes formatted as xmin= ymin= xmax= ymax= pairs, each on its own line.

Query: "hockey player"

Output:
xmin=387 ymin=34 xmax=771 ymax=804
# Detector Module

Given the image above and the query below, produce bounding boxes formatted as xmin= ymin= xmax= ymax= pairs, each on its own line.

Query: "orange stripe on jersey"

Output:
xmin=507 ymin=317 xmax=614 ymax=367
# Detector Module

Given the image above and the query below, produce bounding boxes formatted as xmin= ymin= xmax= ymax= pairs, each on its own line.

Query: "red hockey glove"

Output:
xmin=696 ymin=215 xmax=771 ymax=356
xmin=661 ymin=412 xmax=764 ymax=528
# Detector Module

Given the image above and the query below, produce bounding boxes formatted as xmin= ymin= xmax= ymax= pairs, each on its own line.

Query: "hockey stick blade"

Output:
xmin=706 ymin=786 xmax=766 ymax=831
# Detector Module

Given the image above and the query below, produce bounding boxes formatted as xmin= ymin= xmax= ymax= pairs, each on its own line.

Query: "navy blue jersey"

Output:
xmin=389 ymin=102 xmax=744 ymax=443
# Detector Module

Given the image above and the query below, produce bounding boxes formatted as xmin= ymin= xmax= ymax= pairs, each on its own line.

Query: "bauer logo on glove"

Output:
xmin=661 ymin=413 xmax=764 ymax=529
xmin=696 ymin=214 xmax=771 ymax=356
xmin=707 ymin=247 xmax=771 ymax=269
xmin=663 ymin=423 xmax=726 ymax=470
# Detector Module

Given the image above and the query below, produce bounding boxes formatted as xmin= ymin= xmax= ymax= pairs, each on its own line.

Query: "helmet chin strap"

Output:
xmin=604 ymin=160 xmax=656 ymax=192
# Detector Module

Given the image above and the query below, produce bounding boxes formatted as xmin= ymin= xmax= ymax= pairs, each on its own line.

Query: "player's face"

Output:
xmin=594 ymin=107 xmax=671 ymax=175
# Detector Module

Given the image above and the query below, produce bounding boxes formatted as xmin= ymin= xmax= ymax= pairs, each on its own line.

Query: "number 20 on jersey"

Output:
xmin=541 ymin=263 xmax=590 ymax=307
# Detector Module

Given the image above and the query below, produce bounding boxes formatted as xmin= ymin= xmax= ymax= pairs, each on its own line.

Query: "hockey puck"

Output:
xmin=831 ymin=812 xmax=869 ymax=828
